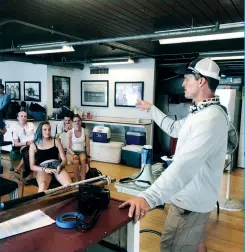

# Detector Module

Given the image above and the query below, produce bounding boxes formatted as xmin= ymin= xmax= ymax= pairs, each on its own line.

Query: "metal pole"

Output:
xmin=0 ymin=20 xmax=151 ymax=57
xmin=0 ymin=19 xmax=243 ymax=54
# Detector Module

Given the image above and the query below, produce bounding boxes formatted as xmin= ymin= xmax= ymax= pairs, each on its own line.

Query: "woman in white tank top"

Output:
xmin=66 ymin=114 xmax=90 ymax=181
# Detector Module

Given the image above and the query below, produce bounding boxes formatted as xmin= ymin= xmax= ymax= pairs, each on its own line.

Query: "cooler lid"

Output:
xmin=122 ymin=145 xmax=144 ymax=152
xmin=126 ymin=131 xmax=146 ymax=136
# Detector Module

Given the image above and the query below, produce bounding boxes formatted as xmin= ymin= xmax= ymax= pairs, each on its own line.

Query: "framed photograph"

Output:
xmin=81 ymin=80 xmax=109 ymax=107
xmin=5 ymin=81 xmax=21 ymax=100
xmin=52 ymin=76 xmax=70 ymax=108
xmin=114 ymin=81 xmax=144 ymax=107
xmin=24 ymin=81 xmax=41 ymax=102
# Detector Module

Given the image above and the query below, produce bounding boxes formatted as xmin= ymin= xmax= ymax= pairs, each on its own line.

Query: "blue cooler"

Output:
xmin=121 ymin=145 xmax=143 ymax=168
xmin=92 ymin=126 xmax=111 ymax=143
xmin=30 ymin=111 xmax=46 ymax=121
xmin=126 ymin=131 xmax=146 ymax=145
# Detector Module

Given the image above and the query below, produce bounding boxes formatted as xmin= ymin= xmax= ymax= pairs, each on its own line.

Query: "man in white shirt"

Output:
xmin=119 ymin=58 xmax=229 ymax=252
xmin=13 ymin=111 xmax=36 ymax=178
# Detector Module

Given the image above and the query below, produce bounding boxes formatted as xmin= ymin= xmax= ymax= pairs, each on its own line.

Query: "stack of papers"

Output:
xmin=0 ymin=209 xmax=55 ymax=240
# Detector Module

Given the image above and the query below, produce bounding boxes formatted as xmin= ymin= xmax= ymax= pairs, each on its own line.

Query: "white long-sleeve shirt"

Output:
xmin=138 ymin=104 xmax=229 ymax=213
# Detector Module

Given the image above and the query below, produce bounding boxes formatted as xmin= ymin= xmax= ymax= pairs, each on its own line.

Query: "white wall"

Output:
xmin=0 ymin=59 xmax=156 ymax=120
xmin=0 ymin=61 xmax=48 ymax=108
xmin=47 ymin=66 xmax=81 ymax=116
xmin=47 ymin=58 xmax=156 ymax=119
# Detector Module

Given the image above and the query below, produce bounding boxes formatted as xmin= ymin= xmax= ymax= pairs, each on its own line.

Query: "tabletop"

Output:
xmin=0 ymin=198 xmax=132 ymax=252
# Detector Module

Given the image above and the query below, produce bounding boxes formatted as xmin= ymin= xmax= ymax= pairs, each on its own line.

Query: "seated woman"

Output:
xmin=29 ymin=121 xmax=72 ymax=192
xmin=66 ymin=114 xmax=90 ymax=182
xmin=13 ymin=111 xmax=36 ymax=179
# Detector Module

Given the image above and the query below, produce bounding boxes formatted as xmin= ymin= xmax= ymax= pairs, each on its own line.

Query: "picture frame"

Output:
xmin=114 ymin=81 xmax=144 ymax=107
xmin=52 ymin=76 xmax=70 ymax=108
xmin=5 ymin=81 xmax=21 ymax=100
xmin=24 ymin=81 xmax=41 ymax=102
xmin=81 ymin=80 xmax=109 ymax=107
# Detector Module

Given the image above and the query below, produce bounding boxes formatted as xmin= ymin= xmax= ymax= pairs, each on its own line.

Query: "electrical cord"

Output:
xmin=140 ymin=229 xmax=162 ymax=237
xmin=139 ymin=205 xmax=166 ymax=237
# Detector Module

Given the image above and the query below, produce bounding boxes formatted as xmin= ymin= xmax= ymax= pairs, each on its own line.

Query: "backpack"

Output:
xmin=6 ymin=102 xmax=20 ymax=119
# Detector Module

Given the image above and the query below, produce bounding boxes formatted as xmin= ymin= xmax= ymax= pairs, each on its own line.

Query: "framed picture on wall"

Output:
xmin=52 ymin=76 xmax=70 ymax=108
xmin=114 ymin=81 xmax=144 ymax=107
xmin=81 ymin=80 xmax=109 ymax=107
xmin=5 ymin=81 xmax=21 ymax=100
xmin=24 ymin=81 xmax=41 ymax=102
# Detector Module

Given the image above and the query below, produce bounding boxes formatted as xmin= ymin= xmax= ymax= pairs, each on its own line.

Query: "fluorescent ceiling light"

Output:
xmin=159 ymin=31 xmax=244 ymax=44
xmin=209 ymin=55 xmax=244 ymax=60
xmin=24 ymin=46 xmax=74 ymax=55
xmin=91 ymin=59 xmax=134 ymax=66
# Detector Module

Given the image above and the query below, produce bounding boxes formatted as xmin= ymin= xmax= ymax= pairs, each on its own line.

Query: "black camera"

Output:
xmin=78 ymin=184 xmax=110 ymax=214
xmin=76 ymin=184 xmax=110 ymax=231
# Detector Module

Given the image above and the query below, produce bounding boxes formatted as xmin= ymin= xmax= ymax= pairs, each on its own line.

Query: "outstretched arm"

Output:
xmin=136 ymin=99 xmax=185 ymax=138
xmin=149 ymin=105 xmax=186 ymax=138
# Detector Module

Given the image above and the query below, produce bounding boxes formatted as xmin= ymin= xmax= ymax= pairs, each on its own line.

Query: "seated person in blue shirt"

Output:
xmin=0 ymin=84 xmax=11 ymax=119
xmin=0 ymin=119 xmax=7 ymax=144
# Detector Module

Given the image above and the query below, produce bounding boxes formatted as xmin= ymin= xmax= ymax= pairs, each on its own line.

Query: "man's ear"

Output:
xmin=199 ymin=77 xmax=207 ymax=88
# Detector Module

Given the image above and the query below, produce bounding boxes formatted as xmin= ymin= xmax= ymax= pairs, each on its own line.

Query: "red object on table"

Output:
xmin=0 ymin=198 xmax=131 ymax=252
xmin=87 ymin=112 xmax=92 ymax=119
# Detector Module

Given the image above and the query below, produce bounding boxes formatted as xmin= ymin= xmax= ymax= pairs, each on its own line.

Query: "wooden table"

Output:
xmin=0 ymin=198 xmax=140 ymax=252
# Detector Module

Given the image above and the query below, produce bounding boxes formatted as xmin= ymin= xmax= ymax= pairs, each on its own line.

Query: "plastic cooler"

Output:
xmin=121 ymin=145 xmax=144 ymax=168
xmin=126 ymin=131 xmax=146 ymax=145
xmin=92 ymin=126 xmax=111 ymax=143
xmin=90 ymin=140 xmax=124 ymax=164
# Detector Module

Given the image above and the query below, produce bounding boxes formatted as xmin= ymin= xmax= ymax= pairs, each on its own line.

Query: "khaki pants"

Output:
xmin=160 ymin=204 xmax=211 ymax=252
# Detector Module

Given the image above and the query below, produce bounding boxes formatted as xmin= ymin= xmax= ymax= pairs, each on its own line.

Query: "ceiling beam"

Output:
xmin=0 ymin=54 xmax=84 ymax=70
xmin=0 ymin=19 xmax=152 ymax=57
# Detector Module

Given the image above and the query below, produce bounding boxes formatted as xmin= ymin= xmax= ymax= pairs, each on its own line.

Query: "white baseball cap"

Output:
xmin=186 ymin=58 xmax=221 ymax=80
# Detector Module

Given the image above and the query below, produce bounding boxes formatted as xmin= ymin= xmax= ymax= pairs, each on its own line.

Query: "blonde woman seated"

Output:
xmin=66 ymin=114 xmax=90 ymax=182
xmin=29 ymin=121 xmax=72 ymax=192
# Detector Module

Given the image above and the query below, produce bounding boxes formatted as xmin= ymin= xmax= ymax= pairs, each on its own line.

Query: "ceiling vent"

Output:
xmin=90 ymin=67 xmax=109 ymax=75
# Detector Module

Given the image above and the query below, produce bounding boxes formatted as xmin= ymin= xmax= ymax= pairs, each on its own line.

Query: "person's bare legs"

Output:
xmin=36 ymin=172 xmax=52 ymax=192
xmin=67 ymin=154 xmax=80 ymax=182
xmin=15 ymin=159 xmax=24 ymax=172
xmin=198 ymin=242 xmax=207 ymax=252
xmin=79 ymin=153 xmax=87 ymax=180
xmin=55 ymin=169 xmax=72 ymax=185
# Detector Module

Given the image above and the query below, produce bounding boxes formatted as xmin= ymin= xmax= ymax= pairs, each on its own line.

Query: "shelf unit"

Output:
xmin=1 ymin=117 xmax=153 ymax=152
xmin=82 ymin=116 xmax=153 ymax=145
